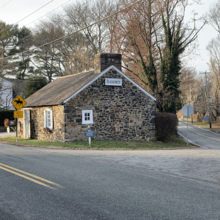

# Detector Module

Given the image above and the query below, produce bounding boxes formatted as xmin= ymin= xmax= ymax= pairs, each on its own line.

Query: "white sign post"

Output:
xmin=182 ymin=104 xmax=194 ymax=146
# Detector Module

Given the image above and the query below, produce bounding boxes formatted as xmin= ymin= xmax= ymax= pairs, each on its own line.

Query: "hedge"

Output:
xmin=0 ymin=110 xmax=14 ymax=126
xmin=156 ymin=112 xmax=178 ymax=142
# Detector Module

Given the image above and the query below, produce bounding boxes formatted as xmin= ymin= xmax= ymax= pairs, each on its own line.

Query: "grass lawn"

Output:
xmin=182 ymin=119 xmax=220 ymax=134
xmin=0 ymin=136 xmax=195 ymax=150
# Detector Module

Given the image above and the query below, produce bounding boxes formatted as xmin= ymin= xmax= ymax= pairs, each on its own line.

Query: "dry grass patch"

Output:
xmin=0 ymin=136 xmax=196 ymax=150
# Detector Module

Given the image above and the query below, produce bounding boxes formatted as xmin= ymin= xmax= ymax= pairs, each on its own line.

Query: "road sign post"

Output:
xmin=11 ymin=95 xmax=27 ymax=142
xmin=84 ymin=126 xmax=95 ymax=147
xmin=182 ymin=105 xmax=194 ymax=146
xmin=16 ymin=119 xmax=18 ymax=143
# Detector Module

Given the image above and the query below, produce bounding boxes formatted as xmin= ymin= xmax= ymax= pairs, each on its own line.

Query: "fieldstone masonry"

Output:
xmin=19 ymin=53 xmax=156 ymax=142
xmin=19 ymin=106 xmax=65 ymax=141
xmin=64 ymin=68 xmax=156 ymax=142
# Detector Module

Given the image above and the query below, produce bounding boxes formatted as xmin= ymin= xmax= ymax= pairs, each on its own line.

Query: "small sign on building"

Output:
xmin=105 ymin=78 xmax=122 ymax=86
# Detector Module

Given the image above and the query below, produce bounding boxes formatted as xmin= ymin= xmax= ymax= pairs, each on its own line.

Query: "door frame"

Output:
xmin=23 ymin=108 xmax=30 ymax=139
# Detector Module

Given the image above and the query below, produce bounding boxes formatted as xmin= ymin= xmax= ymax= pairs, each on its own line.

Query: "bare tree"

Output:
xmin=179 ymin=67 xmax=198 ymax=105
xmin=32 ymin=23 xmax=66 ymax=81
xmin=206 ymin=0 xmax=220 ymax=33
xmin=112 ymin=0 xmax=204 ymax=112
xmin=206 ymin=35 xmax=220 ymax=117
xmin=63 ymin=0 xmax=118 ymax=54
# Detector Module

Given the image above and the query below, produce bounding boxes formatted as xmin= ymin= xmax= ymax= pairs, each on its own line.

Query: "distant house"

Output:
xmin=0 ymin=77 xmax=25 ymax=109
xmin=18 ymin=53 xmax=157 ymax=142
xmin=0 ymin=77 xmax=13 ymax=109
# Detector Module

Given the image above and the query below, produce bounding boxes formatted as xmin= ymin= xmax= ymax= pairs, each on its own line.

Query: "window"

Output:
xmin=44 ymin=109 xmax=53 ymax=129
xmin=82 ymin=110 xmax=93 ymax=124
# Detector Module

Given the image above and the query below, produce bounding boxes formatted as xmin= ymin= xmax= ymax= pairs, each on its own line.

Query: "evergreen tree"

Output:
xmin=23 ymin=76 xmax=48 ymax=98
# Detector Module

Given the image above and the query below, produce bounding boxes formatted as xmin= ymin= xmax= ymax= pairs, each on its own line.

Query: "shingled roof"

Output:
xmin=25 ymin=65 xmax=157 ymax=107
xmin=25 ymin=71 xmax=96 ymax=107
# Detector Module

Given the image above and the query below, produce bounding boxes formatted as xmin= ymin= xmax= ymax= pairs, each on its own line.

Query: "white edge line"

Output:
xmin=177 ymin=132 xmax=206 ymax=149
xmin=179 ymin=120 xmax=220 ymax=136
xmin=63 ymin=65 xmax=157 ymax=104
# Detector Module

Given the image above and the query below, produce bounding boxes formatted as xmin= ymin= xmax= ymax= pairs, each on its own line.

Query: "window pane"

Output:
xmin=47 ymin=110 xmax=51 ymax=127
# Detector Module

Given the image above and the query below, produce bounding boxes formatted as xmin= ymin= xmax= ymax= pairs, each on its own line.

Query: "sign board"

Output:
xmin=182 ymin=104 xmax=194 ymax=119
xmin=9 ymin=120 xmax=16 ymax=126
xmin=14 ymin=111 xmax=23 ymax=118
xmin=84 ymin=129 xmax=95 ymax=137
xmin=11 ymin=95 xmax=27 ymax=111
xmin=204 ymin=117 xmax=209 ymax=121
xmin=105 ymin=78 xmax=122 ymax=86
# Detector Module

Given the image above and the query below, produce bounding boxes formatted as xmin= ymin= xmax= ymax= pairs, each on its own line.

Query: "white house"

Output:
xmin=0 ymin=77 xmax=13 ymax=109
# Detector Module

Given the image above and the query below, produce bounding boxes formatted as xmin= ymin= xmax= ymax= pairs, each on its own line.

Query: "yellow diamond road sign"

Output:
xmin=11 ymin=95 xmax=27 ymax=110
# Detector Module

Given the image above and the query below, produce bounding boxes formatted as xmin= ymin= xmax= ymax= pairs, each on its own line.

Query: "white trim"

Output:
xmin=23 ymin=108 xmax=30 ymax=139
xmin=177 ymin=132 xmax=206 ymax=149
xmin=44 ymin=110 xmax=46 ymax=128
xmin=82 ymin=110 xmax=93 ymax=124
xmin=44 ymin=109 xmax=53 ymax=129
xmin=63 ymin=65 xmax=157 ymax=103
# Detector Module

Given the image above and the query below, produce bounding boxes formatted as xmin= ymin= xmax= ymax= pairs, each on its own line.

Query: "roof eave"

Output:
xmin=62 ymin=65 xmax=157 ymax=104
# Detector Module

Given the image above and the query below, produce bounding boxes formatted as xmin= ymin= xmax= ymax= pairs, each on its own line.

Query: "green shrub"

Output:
xmin=0 ymin=110 xmax=14 ymax=126
xmin=156 ymin=112 xmax=178 ymax=142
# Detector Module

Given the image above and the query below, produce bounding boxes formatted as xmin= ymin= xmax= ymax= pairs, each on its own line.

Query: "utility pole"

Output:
xmin=202 ymin=72 xmax=212 ymax=129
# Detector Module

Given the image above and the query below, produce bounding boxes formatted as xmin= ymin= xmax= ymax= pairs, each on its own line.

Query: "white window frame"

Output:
xmin=82 ymin=110 xmax=93 ymax=124
xmin=44 ymin=109 xmax=53 ymax=130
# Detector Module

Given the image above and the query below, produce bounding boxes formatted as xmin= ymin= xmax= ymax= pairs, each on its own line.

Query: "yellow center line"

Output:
xmin=0 ymin=165 xmax=54 ymax=189
xmin=180 ymin=124 xmax=220 ymax=142
xmin=0 ymin=163 xmax=63 ymax=188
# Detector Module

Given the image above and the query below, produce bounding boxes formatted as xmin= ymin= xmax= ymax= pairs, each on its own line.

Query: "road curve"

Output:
xmin=178 ymin=120 xmax=220 ymax=149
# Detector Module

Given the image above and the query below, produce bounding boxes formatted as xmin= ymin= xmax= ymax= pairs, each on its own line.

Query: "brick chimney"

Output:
xmin=94 ymin=53 xmax=122 ymax=74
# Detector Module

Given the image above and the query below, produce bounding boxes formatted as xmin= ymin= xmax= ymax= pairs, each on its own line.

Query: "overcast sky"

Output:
xmin=0 ymin=0 xmax=218 ymax=73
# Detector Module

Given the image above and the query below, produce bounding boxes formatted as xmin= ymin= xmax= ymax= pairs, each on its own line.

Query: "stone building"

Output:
xmin=18 ymin=53 xmax=157 ymax=142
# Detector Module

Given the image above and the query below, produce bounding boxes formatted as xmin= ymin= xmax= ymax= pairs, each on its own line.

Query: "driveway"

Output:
xmin=178 ymin=120 xmax=220 ymax=149
xmin=0 ymin=132 xmax=16 ymax=138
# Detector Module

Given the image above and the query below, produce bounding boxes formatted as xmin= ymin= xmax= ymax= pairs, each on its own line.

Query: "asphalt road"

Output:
xmin=178 ymin=120 xmax=220 ymax=149
xmin=1 ymin=143 xmax=220 ymax=220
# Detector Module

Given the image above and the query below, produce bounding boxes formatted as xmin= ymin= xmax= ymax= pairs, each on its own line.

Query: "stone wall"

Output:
xmin=64 ymin=68 xmax=156 ymax=142
xmin=18 ymin=106 xmax=65 ymax=142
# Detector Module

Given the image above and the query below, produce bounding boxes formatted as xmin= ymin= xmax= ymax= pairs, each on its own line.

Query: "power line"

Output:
xmin=0 ymin=0 xmax=84 ymax=46
xmin=0 ymin=0 xmax=54 ymax=35
xmin=25 ymin=0 xmax=72 ymax=27
xmin=0 ymin=0 xmax=143 ymax=61
xmin=0 ymin=0 xmax=13 ymax=10
xmin=15 ymin=0 xmax=54 ymax=25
